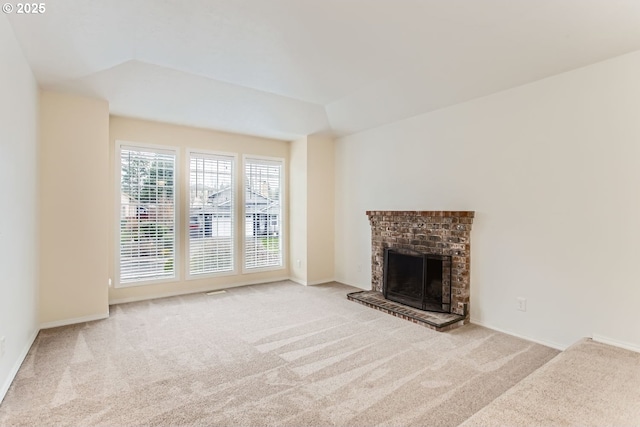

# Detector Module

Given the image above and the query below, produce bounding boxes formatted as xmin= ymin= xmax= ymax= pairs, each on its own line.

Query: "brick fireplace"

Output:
xmin=348 ymin=210 xmax=475 ymax=331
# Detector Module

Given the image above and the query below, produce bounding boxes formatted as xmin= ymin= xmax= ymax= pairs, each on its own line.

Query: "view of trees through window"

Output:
xmin=119 ymin=146 xmax=176 ymax=283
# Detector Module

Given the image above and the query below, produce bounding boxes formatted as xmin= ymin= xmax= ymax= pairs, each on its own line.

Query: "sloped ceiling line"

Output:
xmin=7 ymin=0 xmax=640 ymax=140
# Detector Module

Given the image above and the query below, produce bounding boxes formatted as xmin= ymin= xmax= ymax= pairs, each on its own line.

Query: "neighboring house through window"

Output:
xmin=188 ymin=151 xmax=235 ymax=276
xmin=244 ymin=157 xmax=283 ymax=271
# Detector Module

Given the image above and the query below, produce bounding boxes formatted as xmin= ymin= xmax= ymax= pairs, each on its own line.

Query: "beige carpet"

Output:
xmin=0 ymin=281 xmax=559 ymax=426
xmin=461 ymin=337 xmax=640 ymax=427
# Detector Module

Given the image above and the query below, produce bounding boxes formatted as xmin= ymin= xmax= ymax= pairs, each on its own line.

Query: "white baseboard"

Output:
xmin=109 ymin=276 xmax=291 ymax=305
xmin=40 ymin=312 xmax=110 ymax=330
xmin=307 ymin=278 xmax=336 ymax=286
xmin=332 ymin=277 xmax=369 ymax=290
xmin=0 ymin=328 xmax=38 ymax=404
xmin=592 ymin=334 xmax=640 ymax=353
xmin=290 ymin=278 xmax=336 ymax=286
xmin=470 ymin=318 xmax=566 ymax=351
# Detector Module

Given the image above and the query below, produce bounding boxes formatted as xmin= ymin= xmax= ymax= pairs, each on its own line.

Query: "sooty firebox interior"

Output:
xmin=383 ymin=249 xmax=452 ymax=313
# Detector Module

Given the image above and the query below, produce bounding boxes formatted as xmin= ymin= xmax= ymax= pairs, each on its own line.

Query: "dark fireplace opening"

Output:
xmin=383 ymin=249 xmax=451 ymax=313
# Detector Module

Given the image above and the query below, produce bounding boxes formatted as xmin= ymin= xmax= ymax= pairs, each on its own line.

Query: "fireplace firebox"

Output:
xmin=383 ymin=249 xmax=452 ymax=313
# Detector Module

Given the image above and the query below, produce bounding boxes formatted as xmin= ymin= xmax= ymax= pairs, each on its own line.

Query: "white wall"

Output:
xmin=335 ymin=50 xmax=640 ymax=350
xmin=0 ymin=15 xmax=39 ymax=401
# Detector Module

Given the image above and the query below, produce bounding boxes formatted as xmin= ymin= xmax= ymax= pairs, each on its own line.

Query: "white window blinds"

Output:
xmin=244 ymin=158 xmax=283 ymax=270
xmin=119 ymin=146 xmax=176 ymax=284
xmin=189 ymin=152 xmax=234 ymax=275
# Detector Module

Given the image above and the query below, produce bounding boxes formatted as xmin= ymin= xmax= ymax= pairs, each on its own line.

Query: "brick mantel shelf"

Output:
xmin=365 ymin=210 xmax=475 ymax=327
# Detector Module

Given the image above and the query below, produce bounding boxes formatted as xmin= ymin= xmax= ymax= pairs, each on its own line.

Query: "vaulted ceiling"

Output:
xmin=7 ymin=0 xmax=640 ymax=140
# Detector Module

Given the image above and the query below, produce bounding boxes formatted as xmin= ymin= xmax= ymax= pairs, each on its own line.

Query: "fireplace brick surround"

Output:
xmin=361 ymin=210 xmax=475 ymax=329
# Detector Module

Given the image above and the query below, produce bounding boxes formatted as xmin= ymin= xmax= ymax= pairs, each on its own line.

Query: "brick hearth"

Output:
xmin=361 ymin=210 xmax=475 ymax=330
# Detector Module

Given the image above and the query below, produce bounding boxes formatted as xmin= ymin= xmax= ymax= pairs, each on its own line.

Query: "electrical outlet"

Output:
xmin=296 ymin=259 xmax=301 ymax=268
xmin=517 ymin=297 xmax=527 ymax=312
xmin=0 ymin=336 xmax=6 ymax=358
xmin=108 ymin=278 xmax=112 ymax=287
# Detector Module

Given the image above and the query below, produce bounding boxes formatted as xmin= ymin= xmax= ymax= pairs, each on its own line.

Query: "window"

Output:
xmin=115 ymin=145 xmax=285 ymax=284
xmin=244 ymin=157 xmax=283 ymax=270
xmin=118 ymin=145 xmax=176 ymax=285
xmin=188 ymin=152 xmax=235 ymax=276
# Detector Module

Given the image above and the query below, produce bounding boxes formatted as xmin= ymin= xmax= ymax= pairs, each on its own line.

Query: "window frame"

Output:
xmin=114 ymin=140 xmax=181 ymax=288
xmin=242 ymin=155 xmax=286 ymax=274
xmin=185 ymin=149 xmax=239 ymax=280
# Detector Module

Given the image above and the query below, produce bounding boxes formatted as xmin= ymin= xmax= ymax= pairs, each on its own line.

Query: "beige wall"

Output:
xmin=109 ymin=116 xmax=290 ymax=303
xmin=37 ymin=104 xmax=334 ymax=317
xmin=39 ymin=91 xmax=110 ymax=326
xmin=288 ymin=135 xmax=335 ymax=285
xmin=306 ymin=135 xmax=335 ymax=284
xmin=289 ymin=137 xmax=308 ymax=283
